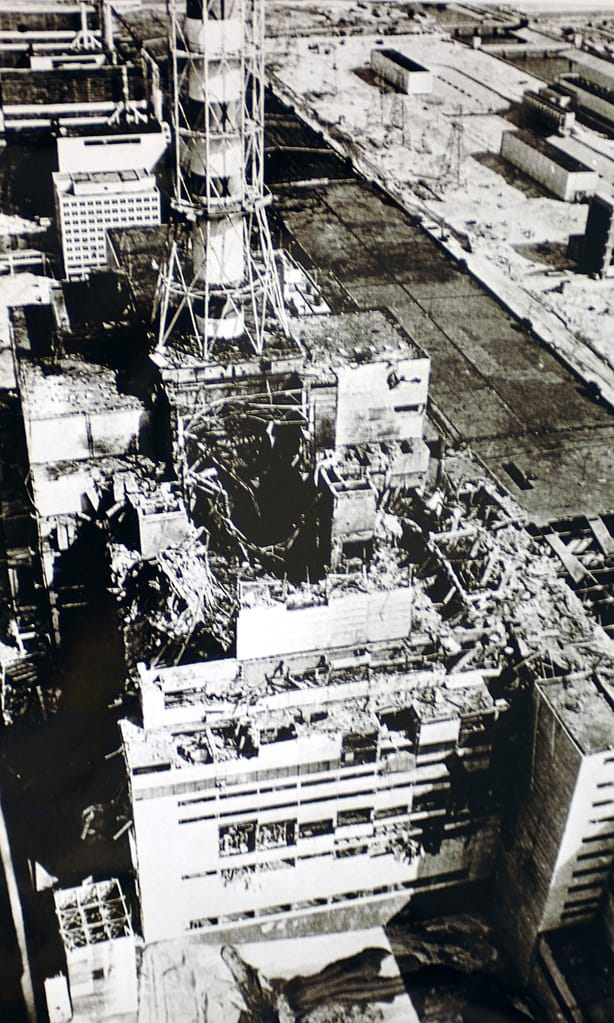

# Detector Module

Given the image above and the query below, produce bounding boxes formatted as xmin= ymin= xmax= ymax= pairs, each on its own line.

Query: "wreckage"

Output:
xmin=0 ymin=3 xmax=612 ymax=1021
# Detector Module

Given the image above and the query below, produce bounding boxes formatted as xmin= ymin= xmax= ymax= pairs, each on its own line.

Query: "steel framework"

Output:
xmin=154 ymin=0 xmax=288 ymax=359
xmin=54 ymin=879 xmax=132 ymax=951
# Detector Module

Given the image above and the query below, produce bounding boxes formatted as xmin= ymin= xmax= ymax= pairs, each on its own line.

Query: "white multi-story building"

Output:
xmin=53 ymin=126 xmax=168 ymax=280
xmin=120 ymin=611 xmax=504 ymax=945
xmin=54 ymin=168 xmax=161 ymax=279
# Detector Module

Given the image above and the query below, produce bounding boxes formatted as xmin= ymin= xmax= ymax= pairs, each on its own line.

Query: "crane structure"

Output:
xmin=155 ymin=0 xmax=288 ymax=360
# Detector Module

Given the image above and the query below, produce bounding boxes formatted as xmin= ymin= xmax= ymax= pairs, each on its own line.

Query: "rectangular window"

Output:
xmin=572 ymin=865 xmax=609 ymax=879
xmin=568 ymin=880 xmax=603 ymax=894
xmin=374 ymin=805 xmax=407 ymax=820
xmin=582 ymin=831 xmax=614 ymax=845
xmin=219 ymin=820 xmax=256 ymax=856
xmin=299 ymin=819 xmax=333 ymax=839
xmin=337 ymin=807 xmax=372 ymax=827
xmin=257 ymin=819 xmax=296 ymax=850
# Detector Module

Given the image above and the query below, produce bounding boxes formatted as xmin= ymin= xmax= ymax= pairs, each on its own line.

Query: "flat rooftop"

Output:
xmin=293 ymin=308 xmax=425 ymax=368
xmin=56 ymin=167 xmax=154 ymax=190
xmin=509 ymin=129 xmax=594 ymax=174
xmin=537 ymin=675 xmax=614 ymax=755
xmin=18 ymin=357 xmax=143 ymax=420
xmin=377 ymin=49 xmax=430 ymax=74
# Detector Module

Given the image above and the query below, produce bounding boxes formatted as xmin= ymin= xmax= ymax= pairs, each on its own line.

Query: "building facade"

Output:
xmin=497 ymin=674 xmax=614 ymax=981
xmin=53 ymin=127 xmax=168 ymax=279
xmin=121 ymin=654 xmax=504 ymax=944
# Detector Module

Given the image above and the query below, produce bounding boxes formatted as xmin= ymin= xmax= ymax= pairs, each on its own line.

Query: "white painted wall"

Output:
xmin=57 ymin=128 xmax=169 ymax=174
xmin=236 ymin=586 xmax=412 ymax=660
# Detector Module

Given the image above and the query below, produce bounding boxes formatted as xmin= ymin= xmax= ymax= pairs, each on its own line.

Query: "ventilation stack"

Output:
xmin=155 ymin=0 xmax=287 ymax=358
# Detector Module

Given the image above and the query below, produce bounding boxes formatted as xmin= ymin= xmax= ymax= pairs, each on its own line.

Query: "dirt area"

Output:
xmin=266 ymin=11 xmax=614 ymax=392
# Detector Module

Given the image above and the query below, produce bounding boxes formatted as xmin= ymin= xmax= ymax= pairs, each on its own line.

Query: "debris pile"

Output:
xmin=0 ymin=635 xmax=59 ymax=725
xmin=109 ymin=535 xmax=237 ymax=669
xmin=387 ymin=467 xmax=613 ymax=685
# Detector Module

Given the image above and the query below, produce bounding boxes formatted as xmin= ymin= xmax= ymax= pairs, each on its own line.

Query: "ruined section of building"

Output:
xmin=114 ymin=437 xmax=613 ymax=947
xmin=46 ymin=878 xmax=138 ymax=1023
xmin=121 ymin=658 xmax=503 ymax=944
xmin=9 ymin=302 xmax=152 ymax=644
xmin=1 ymin=5 xmax=612 ymax=1021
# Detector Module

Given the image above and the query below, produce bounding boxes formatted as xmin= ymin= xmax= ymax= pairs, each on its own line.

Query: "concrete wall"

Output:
xmin=57 ymin=128 xmax=169 ymax=174
xmin=31 ymin=468 xmax=92 ymax=518
xmin=500 ymin=130 xmax=598 ymax=201
xmin=130 ymin=746 xmax=498 ymax=944
xmin=236 ymin=586 xmax=412 ymax=660
xmin=540 ymin=748 xmax=614 ymax=930
xmin=496 ymin=687 xmax=581 ymax=981
xmin=496 ymin=686 xmax=614 ymax=981
xmin=26 ymin=407 xmax=144 ymax=464
xmin=136 ymin=507 xmax=190 ymax=559
xmin=66 ymin=935 xmax=138 ymax=1022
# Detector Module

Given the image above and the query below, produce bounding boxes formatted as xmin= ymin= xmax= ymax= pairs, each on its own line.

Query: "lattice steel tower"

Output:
xmin=155 ymin=0 xmax=287 ymax=358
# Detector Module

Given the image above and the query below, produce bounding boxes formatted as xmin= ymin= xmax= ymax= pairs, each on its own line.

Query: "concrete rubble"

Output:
xmin=0 ymin=5 xmax=611 ymax=1023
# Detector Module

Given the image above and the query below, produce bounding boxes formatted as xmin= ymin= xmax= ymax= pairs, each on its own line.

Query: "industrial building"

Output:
xmin=0 ymin=1 xmax=153 ymax=135
xmin=520 ymin=87 xmax=575 ymax=136
xmin=54 ymin=168 xmax=161 ymax=279
xmin=370 ymin=48 xmax=433 ymax=95
xmin=500 ymin=128 xmax=599 ymax=201
xmin=0 ymin=2 xmax=108 ymax=68
xmin=46 ymin=878 xmax=138 ymax=1023
xmin=557 ymin=74 xmax=614 ymax=133
xmin=0 ymin=3 xmax=612 ymax=1023
xmin=53 ymin=124 xmax=168 ymax=279
xmin=568 ymin=51 xmax=614 ymax=95
xmin=122 ymin=659 xmax=502 ymax=943
xmin=580 ymin=192 xmax=614 ymax=277
xmin=498 ymin=674 xmax=614 ymax=982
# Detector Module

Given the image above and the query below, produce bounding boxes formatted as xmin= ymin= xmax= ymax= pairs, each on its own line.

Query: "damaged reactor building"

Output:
xmin=0 ymin=3 xmax=613 ymax=1023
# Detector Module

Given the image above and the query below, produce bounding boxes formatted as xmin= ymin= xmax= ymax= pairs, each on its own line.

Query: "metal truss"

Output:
xmin=154 ymin=0 xmax=288 ymax=359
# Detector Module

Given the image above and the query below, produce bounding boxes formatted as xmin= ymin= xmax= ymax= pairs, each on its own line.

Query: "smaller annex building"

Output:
xmin=500 ymin=128 xmax=598 ymax=202
xmin=370 ymin=48 xmax=433 ymax=95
